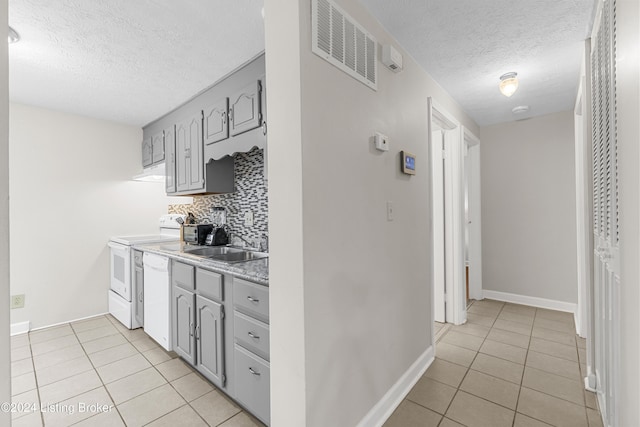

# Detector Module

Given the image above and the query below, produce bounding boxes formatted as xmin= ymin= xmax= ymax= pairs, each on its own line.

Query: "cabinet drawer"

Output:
xmin=233 ymin=279 xmax=269 ymax=322
xmin=234 ymin=311 xmax=269 ymax=361
xmin=234 ymin=345 xmax=270 ymax=425
xmin=172 ymin=261 xmax=194 ymax=291
xmin=196 ymin=268 xmax=223 ymax=302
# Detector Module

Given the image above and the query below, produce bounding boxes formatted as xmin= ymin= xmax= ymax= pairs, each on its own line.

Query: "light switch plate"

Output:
xmin=386 ymin=201 xmax=394 ymax=221
xmin=375 ymin=132 xmax=389 ymax=151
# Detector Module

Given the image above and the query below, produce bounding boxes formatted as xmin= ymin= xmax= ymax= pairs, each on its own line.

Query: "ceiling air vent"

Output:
xmin=312 ymin=0 xmax=378 ymax=90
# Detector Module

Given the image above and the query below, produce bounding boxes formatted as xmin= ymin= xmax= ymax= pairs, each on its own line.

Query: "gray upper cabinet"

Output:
xmin=151 ymin=131 xmax=165 ymax=164
xmin=142 ymin=137 xmax=153 ymax=167
xmin=176 ymin=114 xmax=204 ymax=192
xmin=229 ymin=81 xmax=262 ymax=137
xmin=196 ymin=295 xmax=225 ymax=388
xmin=164 ymin=125 xmax=176 ymax=194
xmin=143 ymin=53 xmax=265 ymax=195
xmin=204 ymin=98 xmax=229 ymax=145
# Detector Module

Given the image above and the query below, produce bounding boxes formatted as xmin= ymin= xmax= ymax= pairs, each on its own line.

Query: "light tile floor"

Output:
xmin=9 ymin=314 xmax=265 ymax=427
xmin=384 ymin=299 xmax=603 ymax=427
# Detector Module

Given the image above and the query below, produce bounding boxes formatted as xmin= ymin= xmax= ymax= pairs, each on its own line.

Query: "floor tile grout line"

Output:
xmin=25 ymin=330 xmax=46 ymax=427
xmin=68 ymin=317 xmax=129 ymax=427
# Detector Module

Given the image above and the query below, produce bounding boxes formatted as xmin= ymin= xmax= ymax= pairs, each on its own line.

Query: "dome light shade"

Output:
xmin=499 ymin=72 xmax=518 ymax=97
xmin=8 ymin=26 xmax=20 ymax=44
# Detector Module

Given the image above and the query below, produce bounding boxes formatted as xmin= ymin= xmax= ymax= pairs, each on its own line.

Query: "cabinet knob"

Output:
xmin=248 ymin=331 xmax=260 ymax=340
xmin=246 ymin=296 xmax=259 ymax=303
xmin=248 ymin=367 xmax=261 ymax=376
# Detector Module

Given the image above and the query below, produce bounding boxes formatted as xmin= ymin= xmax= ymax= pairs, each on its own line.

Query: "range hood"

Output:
xmin=132 ymin=162 xmax=166 ymax=182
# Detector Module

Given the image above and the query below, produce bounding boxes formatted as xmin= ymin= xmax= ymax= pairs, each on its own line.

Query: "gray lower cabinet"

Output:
xmin=171 ymin=261 xmax=226 ymax=389
xmin=233 ymin=277 xmax=270 ymax=425
xmin=196 ymin=295 xmax=225 ymax=386
xmin=133 ymin=250 xmax=144 ymax=328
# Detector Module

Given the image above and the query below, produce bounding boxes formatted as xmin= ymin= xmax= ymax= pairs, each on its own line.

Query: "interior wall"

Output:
xmin=289 ymin=2 xmax=477 ymax=426
xmin=1 ymin=0 xmax=11 ymax=421
xmin=615 ymin=0 xmax=640 ymax=424
xmin=9 ymin=103 xmax=184 ymax=329
xmin=480 ymin=111 xmax=578 ymax=304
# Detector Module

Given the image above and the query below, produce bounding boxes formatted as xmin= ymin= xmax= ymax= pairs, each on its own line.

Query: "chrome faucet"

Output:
xmin=229 ymin=232 xmax=259 ymax=250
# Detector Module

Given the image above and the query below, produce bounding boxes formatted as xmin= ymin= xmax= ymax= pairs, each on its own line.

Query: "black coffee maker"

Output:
xmin=205 ymin=207 xmax=230 ymax=246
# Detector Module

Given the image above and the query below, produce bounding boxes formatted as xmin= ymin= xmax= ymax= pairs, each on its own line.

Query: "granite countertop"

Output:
xmin=134 ymin=241 xmax=269 ymax=286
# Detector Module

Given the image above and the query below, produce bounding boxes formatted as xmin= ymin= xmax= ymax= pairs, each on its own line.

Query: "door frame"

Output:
xmin=428 ymin=98 xmax=466 ymax=327
xmin=463 ymin=128 xmax=483 ymax=301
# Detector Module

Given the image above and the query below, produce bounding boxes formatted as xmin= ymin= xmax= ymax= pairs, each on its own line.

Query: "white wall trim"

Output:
xmin=483 ymin=290 xmax=577 ymax=314
xmin=28 ymin=312 xmax=110 ymax=333
xmin=356 ymin=345 xmax=435 ymax=427
xmin=10 ymin=321 xmax=30 ymax=336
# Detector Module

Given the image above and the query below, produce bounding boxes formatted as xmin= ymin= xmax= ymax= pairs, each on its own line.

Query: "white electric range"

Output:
xmin=108 ymin=214 xmax=184 ymax=329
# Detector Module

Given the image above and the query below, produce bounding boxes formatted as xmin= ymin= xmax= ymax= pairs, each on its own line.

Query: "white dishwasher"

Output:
xmin=143 ymin=253 xmax=172 ymax=351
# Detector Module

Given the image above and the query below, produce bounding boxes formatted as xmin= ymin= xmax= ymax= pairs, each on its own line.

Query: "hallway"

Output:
xmin=384 ymin=300 xmax=601 ymax=427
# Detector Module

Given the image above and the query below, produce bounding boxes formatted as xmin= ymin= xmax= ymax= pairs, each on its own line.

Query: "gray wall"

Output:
xmin=265 ymin=0 xmax=478 ymax=425
xmin=616 ymin=0 xmax=640 ymax=424
xmin=0 ymin=0 xmax=10 ymax=420
xmin=480 ymin=111 xmax=578 ymax=303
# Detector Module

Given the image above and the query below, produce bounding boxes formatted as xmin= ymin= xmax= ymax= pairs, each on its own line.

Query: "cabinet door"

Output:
xmin=176 ymin=114 xmax=204 ymax=192
xmin=234 ymin=344 xmax=270 ymax=425
xmin=151 ymin=131 xmax=165 ymax=164
xmin=134 ymin=264 xmax=144 ymax=328
xmin=142 ymin=137 xmax=153 ymax=167
xmin=164 ymin=125 xmax=176 ymax=193
xmin=196 ymin=295 xmax=225 ymax=387
xmin=203 ymin=98 xmax=229 ymax=145
xmin=229 ymin=81 xmax=262 ymax=136
xmin=173 ymin=286 xmax=196 ymax=365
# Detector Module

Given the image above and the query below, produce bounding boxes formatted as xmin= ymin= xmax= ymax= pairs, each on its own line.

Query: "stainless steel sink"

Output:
xmin=208 ymin=251 xmax=268 ymax=263
xmin=183 ymin=246 xmax=242 ymax=257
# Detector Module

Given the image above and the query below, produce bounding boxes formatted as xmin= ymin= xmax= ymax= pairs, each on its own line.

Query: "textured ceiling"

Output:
xmin=360 ymin=0 xmax=598 ymax=126
xmin=8 ymin=0 xmax=265 ymax=126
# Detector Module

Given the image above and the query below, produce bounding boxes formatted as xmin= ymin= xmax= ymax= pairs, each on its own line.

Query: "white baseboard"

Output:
xmin=10 ymin=321 xmax=30 ymax=336
xmin=482 ymin=290 xmax=577 ymax=314
xmin=28 ymin=312 xmax=110 ymax=333
xmin=356 ymin=345 xmax=435 ymax=427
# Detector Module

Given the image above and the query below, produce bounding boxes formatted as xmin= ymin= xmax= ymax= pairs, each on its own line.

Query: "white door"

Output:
xmin=431 ymin=130 xmax=446 ymax=323
xmin=591 ymin=1 xmax=619 ymax=425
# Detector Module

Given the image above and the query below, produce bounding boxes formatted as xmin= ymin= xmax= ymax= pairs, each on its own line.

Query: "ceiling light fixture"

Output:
xmin=512 ymin=105 xmax=530 ymax=114
xmin=8 ymin=26 xmax=20 ymax=44
xmin=499 ymin=72 xmax=518 ymax=97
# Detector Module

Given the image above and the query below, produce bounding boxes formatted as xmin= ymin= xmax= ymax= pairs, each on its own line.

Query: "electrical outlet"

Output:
xmin=10 ymin=294 xmax=25 ymax=309
xmin=244 ymin=211 xmax=254 ymax=226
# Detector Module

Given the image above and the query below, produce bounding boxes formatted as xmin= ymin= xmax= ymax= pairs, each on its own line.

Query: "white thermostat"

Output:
xmin=374 ymin=132 xmax=389 ymax=151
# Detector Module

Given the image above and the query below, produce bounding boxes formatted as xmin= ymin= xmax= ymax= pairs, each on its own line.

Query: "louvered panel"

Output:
xmin=591 ymin=47 xmax=600 ymax=233
xmin=316 ymin=0 xmax=331 ymax=55
xmin=331 ymin=7 xmax=344 ymax=62
xmin=312 ymin=0 xmax=377 ymax=90
xmin=344 ymin=21 xmax=356 ymax=71
xmin=366 ymin=37 xmax=376 ymax=85
xmin=356 ymin=28 xmax=366 ymax=78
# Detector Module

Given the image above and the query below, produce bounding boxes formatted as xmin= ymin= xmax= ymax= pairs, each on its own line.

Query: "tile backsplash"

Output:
xmin=169 ymin=147 xmax=268 ymax=245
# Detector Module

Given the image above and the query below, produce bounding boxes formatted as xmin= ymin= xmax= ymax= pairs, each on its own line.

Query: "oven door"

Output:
xmin=108 ymin=241 xmax=131 ymax=301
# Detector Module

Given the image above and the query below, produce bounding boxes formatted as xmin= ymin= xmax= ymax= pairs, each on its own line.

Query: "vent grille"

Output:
xmin=312 ymin=0 xmax=377 ymax=90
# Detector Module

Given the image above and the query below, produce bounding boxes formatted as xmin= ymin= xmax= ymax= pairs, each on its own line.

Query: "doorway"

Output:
xmin=429 ymin=98 xmax=468 ymax=328
xmin=463 ymin=128 xmax=482 ymax=303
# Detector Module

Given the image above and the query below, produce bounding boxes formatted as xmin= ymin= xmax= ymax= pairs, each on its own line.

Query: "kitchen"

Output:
xmin=4 ymin=1 xmax=640 ymax=427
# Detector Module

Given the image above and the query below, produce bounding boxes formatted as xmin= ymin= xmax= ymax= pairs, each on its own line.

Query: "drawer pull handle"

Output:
xmin=247 ymin=296 xmax=260 ymax=303
xmin=248 ymin=331 xmax=260 ymax=340
xmin=249 ymin=367 xmax=261 ymax=376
